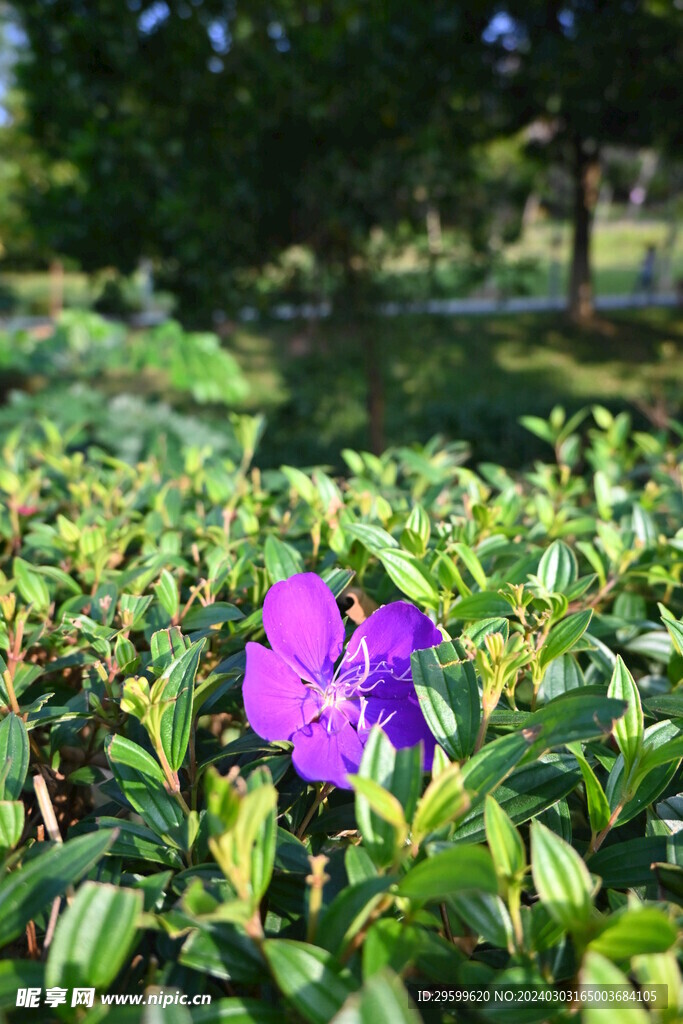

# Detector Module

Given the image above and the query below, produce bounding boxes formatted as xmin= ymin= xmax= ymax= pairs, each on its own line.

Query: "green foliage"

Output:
xmin=0 ymin=405 xmax=682 ymax=1020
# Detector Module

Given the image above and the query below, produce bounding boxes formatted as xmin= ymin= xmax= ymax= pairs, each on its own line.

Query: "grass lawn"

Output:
xmin=2 ymin=216 xmax=681 ymax=317
xmin=231 ymin=307 xmax=683 ymax=468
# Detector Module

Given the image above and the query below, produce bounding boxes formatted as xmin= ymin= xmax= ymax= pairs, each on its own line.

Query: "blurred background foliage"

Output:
xmin=0 ymin=1 xmax=681 ymax=466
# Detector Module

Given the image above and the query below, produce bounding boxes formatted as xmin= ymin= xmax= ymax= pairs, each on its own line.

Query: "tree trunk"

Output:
xmin=568 ymin=137 xmax=600 ymax=322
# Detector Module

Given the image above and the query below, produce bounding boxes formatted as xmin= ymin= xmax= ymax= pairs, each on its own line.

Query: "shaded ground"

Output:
xmin=231 ymin=307 xmax=683 ymax=468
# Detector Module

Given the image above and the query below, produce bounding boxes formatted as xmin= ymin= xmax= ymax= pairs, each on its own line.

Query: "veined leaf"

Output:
xmin=411 ymin=639 xmax=480 ymax=760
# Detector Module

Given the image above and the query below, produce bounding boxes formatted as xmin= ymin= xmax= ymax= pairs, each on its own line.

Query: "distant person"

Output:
xmin=634 ymin=245 xmax=657 ymax=300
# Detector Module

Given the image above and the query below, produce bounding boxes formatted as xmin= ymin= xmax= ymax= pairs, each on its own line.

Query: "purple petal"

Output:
xmin=340 ymin=601 xmax=442 ymax=699
xmin=292 ymin=713 xmax=364 ymax=789
xmin=243 ymin=642 xmax=322 ymax=742
xmin=360 ymin=694 xmax=436 ymax=769
xmin=263 ymin=573 xmax=344 ymax=686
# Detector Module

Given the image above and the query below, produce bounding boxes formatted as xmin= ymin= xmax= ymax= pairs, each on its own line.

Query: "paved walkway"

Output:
xmin=0 ymin=292 xmax=679 ymax=333
xmin=264 ymin=292 xmax=679 ymax=321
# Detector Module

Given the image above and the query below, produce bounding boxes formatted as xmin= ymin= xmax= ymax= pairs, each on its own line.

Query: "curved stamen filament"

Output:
xmin=334 ymin=635 xmax=371 ymax=694
xmin=375 ymin=708 xmax=397 ymax=730
xmin=357 ymin=696 xmax=369 ymax=731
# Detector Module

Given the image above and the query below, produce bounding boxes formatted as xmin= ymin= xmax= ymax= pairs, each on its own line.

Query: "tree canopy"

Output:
xmin=4 ymin=0 xmax=683 ymax=316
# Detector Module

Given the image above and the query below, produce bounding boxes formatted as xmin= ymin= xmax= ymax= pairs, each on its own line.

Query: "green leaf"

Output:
xmin=659 ymin=603 xmax=683 ymax=656
xmin=453 ymin=542 xmax=488 ymax=590
xmin=588 ymin=907 xmax=677 ymax=959
xmin=158 ymin=637 xmax=206 ymax=771
xmin=155 ymin=568 xmax=180 ymax=619
xmin=571 ymin=749 xmax=610 ymax=834
xmin=607 ymin=656 xmax=643 ymax=776
xmin=349 ymin=778 xmax=407 ymax=832
xmin=537 ymin=540 xmax=578 ymax=593
xmin=150 ymin=625 xmax=192 ymax=672
xmin=353 ymin=729 xmax=421 ymax=867
xmin=593 ymin=470 xmax=613 ymax=520
xmin=530 ymin=821 xmax=594 ymax=931
xmin=397 ymin=845 xmax=498 ymax=905
xmin=411 ymin=639 xmax=480 ymax=760
xmin=264 ymin=535 xmax=304 ymax=582
xmin=182 ymin=602 xmax=243 ymax=631
xmin=332 ymin=970 xmax=416 ymax=1024
xmin=457 ymin=754 xmax=580 ymax=843
xmin=114 ymin=634 xmax=139 ymax=674
xmin=85 ymin=817 xmax=184 ymax=867
xmin=538 ymin=654 xmax=585 ymax=701
xmin=0 ymin=801 xmax=24 ymax=850
xmin=0 ymin=714 xmax=29 ymax=800
xmin=580 ymin=954 xmax=649 ymax=1024
xmin=46 ymin=881 xmax=143 ymax=989
xmin=119 ymin=593 xmax=154 ymax=628
xmin=0 ymin=830 xmax=115 ymax=949
xmin=191 ymin=998 xmax=281 ymax=1024
xmin=361 ymin=919 xmax=423 ymax=979
xmin=484 ymin=796 xmax=525 ymax=880
xmin=344 ymin=522 xmax=398 ymax=554
xmin=318 ymin=877 xmax=395 ymax=957
xmin=525 ymin=690 xmax=626 ymax=756
xmin=624 ymin=630 xmax=672 ymax=663
xmin=377 ymin=549 xmax=438 ymax=606
xmin=453 ymin=592 xmax=512 ymax=619
xmin=520 ymin=415 xmax=554 ymax=445
xmin=105 ymin=734 xmax=185 ymax=840
xmin=539 ymin=610 xmax=593 ymax=668
xmin=0 ymin=960 xmax=45 ymax=1012
xmin=412 ymin=763 xmax=469 ymax=842
xmin=450 ymin=891 xmax=514 ymax=949
xmin=607 ymin=720 xmax=683 ymax=816
xmin=12 ymin=556 xmax=50 ymax=611
xmin=404 ymin=504 xmax=430 ymax=552
xmin=281 ymin=465 xmax=318 ymax=505
xmin=262 ymin=940 xmax=356 ymax=1024
xmin=464 ymin=617 xmax=509 ymax=648
xmin=461 ymin=732 xmax=533 ymax=799
xmin=245 ymin=768 xmax=277 ymax=904
xmin=179 ymin=922 xmax=265 ymax=984
xmin=320 ymin=568 xmax=356 ymax=598
xmin=588 ymin=837 xmax=666 ymax=888
xmin=645 ymin=693 xmax=683 ymax=718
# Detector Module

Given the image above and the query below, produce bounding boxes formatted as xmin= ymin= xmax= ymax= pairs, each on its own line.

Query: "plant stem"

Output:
xmin=474 ymin=710 xmax=489 ymax=753
xmin=3 ymin=618 xmax=25 ymax=716
xmin=157 ymin=743 xmax=191 ymax=815
xmin=587 ymin=799 xmax=625 ymax=855
xmin=296 ymin=783 xmax=333 ymax=840
xmin=440 ymin=903 xmax=454 ymax=943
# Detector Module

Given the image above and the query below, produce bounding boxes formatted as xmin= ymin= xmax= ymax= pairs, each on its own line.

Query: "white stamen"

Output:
xmin=376 ymin=708 xmax=397 ymax=730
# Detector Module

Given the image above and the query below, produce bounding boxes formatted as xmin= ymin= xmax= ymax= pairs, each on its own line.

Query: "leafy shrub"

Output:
xmin=0 ymin=310 xmax=249 ymax=406
xmin=0 ymin=406 xmax=681 ymax=1021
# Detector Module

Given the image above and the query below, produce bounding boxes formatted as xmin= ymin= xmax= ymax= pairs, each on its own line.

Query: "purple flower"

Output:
xmin=243 ymin=572 xmax=442 ymax=788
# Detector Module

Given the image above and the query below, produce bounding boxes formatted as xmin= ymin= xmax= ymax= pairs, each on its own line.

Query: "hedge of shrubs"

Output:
xmin=0 ymin=405 xmax=681 ymax=1022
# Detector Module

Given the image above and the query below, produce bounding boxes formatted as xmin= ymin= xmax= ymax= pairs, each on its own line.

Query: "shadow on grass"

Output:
xmin=230 ymin=309 xmax=683 ymax=469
